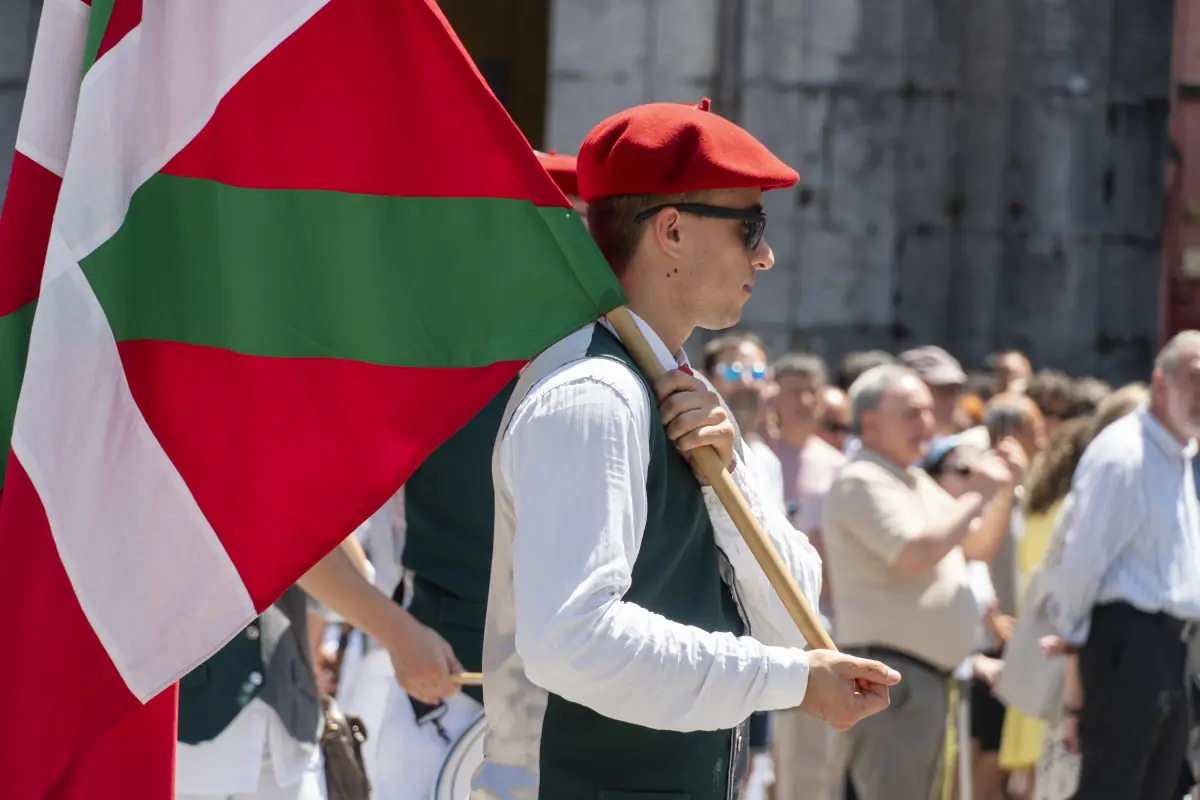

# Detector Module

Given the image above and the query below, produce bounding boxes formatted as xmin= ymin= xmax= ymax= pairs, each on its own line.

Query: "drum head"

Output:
xmin=432 ymin=711 xmax=487 ymax=800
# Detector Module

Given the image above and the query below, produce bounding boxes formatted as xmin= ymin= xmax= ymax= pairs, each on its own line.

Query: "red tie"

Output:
xmin=678 ymin=364 xmax=694 ymax=376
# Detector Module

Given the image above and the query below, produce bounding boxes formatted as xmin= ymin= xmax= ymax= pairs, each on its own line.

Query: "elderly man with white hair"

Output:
xmin=1046 ymin=330 xmax=1200 ymax=800
xmin=822 ymin=364 xmax=1015 ymax=800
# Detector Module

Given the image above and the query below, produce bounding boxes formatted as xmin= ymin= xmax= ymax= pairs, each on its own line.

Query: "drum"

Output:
xmin=431 ymin=710 xmax=486 ymax=800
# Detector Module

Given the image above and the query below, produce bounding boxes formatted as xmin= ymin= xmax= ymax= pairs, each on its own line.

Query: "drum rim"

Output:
xmin=431 ymin=710 xmax=487 ymax=800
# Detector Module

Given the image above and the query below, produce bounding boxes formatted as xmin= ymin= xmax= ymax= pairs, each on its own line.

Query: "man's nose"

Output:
xmin=753 ymin=238 xmax=774 ymax=271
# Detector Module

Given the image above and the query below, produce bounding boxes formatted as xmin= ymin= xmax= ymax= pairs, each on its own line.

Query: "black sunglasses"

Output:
xmin=820 ymin=420 xmax=852 ymax=435
xmin=635 ymin=202 xmax=768 ymax=250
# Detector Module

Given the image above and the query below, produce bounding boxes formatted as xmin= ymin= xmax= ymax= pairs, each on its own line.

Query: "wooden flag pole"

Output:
xmin=453 ymin=672 xmax=483 ymax=687
xmin=606 ymin=306 xmax=837 ymax=652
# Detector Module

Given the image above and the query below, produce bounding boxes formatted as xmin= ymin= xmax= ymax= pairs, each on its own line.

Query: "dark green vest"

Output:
xmin=397 ymin=376 xmax=517 ymax=703
xmin=536 ymin=325 xmax=748 ymax=800
xmin=178 ymin=587 xmax=318 ymax=745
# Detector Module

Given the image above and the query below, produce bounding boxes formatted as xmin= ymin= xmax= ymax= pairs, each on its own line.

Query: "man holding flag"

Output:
xmin=0 ymin=1 xmax=624 ymax=798
xmin=475 ymin=99 xmax=901 ymax=800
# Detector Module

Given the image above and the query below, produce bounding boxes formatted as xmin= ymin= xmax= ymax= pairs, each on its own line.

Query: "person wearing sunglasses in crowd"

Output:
xmin=474 ymin=98 xmax=900 ymax=800
xmin=704 ymin=331 xmax=787 ymax=516
xmin=815 ymin=385 xmax=853 ymax=453
xmin=701 ymin=331 xmax=788 ymax=800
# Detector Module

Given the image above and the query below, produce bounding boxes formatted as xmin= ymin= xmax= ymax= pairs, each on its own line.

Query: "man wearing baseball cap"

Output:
xmin=898 ymin=346 xmax=971 ymax=436
xmin=473 ymin=99 xmax=900 ymax=800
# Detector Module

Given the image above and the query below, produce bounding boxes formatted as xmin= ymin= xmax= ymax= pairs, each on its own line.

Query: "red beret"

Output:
xmin=535 ymin=150 xmax=579 ymax=198
xmin=576 ymin=98 xmax=798 ymax=202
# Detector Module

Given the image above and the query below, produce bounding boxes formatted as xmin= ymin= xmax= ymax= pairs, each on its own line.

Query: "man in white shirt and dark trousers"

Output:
xmin=474 ymin=98 xmax=900 ymax=800
xmin=1047 ymin=330 xmax=1200 ymax=800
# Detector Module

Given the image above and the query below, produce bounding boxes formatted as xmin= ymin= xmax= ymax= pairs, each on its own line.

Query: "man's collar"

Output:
xmin=599 ymin=309 xmax=689 ymax=373
xmin=855 ymin=446 xmax=918 ymax=483
xmin=1141 ymin=409 xmax=1199 ymax=459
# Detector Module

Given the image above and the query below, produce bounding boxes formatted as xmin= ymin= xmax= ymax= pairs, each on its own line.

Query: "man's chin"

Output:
xmin=699 ymin=310 xmax=746 ymax=332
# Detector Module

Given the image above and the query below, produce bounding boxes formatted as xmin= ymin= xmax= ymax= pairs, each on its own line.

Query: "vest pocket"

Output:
xmin=596 ymin=792 xmax=692 ymax=799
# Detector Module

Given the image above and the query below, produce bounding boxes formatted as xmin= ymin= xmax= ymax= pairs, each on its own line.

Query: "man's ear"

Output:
xmin=648 ymin=208 xmax=684 ymax=257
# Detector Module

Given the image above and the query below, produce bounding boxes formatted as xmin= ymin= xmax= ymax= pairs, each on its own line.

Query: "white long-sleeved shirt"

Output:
xmin=473 ymin=314 xmax=823 ymax=797
xmin=1047 ymin=409 xmax=1200 ymax=645
xmin=176 ymin=698 xmax=321 ymax=796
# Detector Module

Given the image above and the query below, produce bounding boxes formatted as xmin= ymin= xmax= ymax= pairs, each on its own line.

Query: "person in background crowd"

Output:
xmin=984 ymin=350 xmax=1033 ymax=396
xmin=997 ymin=383 xmax=1150 ymax=800
xmin=923 ymin=435 xmax=1017 ymax=800
xmin=1026 ymin=371 xmax=1078 ymax=440
xmin=1069 ymin=377 xmax=1110 ymax=419
xmin=703 ymin=331 xmax=786 ymax=799
xmin=705 ymin=331 xmax=786 ymax=515
xmin=477 ymin=98 xmax=899 ymax=800
xmin=959 ymin=391 xmax=988 ymax=431
xmin=966 ymin=372 xmax=999 ymax=405
xmin=836 ymin=350 xmax=897 ymax=391
xmin=1045 ymin=331 xmax=1200 ymax=800
xmin=970 ymin=394 xmax=1043 ymax=798
xmin=835 ymin=351 xmax=898 ymax=460
xmin=769 ymin=352 xmax=845 ymax=610
xmin=766 ymin=361 xmax=850 ymax=800
xmin=763 ymin=354 xmax=849 ymax=800
xmin=816 ymin=385 xmax=853 ymax=453
xmin=823 ymin=364 xmax=1016 ymax=800
xmin=899 ymin=346 xmax=985 ymax=449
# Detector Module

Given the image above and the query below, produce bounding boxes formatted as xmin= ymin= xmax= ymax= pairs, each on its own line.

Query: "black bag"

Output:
xmin=320 ymin=695 xmax=371 ymax=800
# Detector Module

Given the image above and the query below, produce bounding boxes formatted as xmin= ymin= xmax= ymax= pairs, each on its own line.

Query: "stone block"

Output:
xmin=895 ymin=95 xmax=956 ymax=230
xmin=1008 ymin=98 xmax=1108 ymax=237
xmin=824 ymin=92 xmax=901 ymax=235
xmin=549 ymin=0 xmax=649 ymax=78
xmin=648 ymin=0 xmax=718 ymax=81
xmin=945 ymin=233 xmax=1003 ymax=362
xmin=740 ymin=207 xmax=796 ymax=326
xmin=792 ymin=225 xmax=895 ymax=328
xmin=891 ymin=227 xmax=956 ymax=349
xmin=994 ymin=233 xmax=1101 ymax=372
xmin=1102 ymin=102 xmax=1169 ymax=242
xmin=742 ymin=0 xmax=866 ymax=86
xmin=1094 ymin=242 xmax=1160 ymax=382
xmin=957 ymin=97 xmax=1012 ymax=233
xmin=643 ymin=75 xmax=714 ymax=108
xmin=544 ymin=73 xmax=646 ymax=150
xmin=900 ymin=0 xmax=966 ymax=92
xmin=1108 ymin=0 xmax=1172 ymax=102
xmin=740 ymin=83 xmax=806 ymax=173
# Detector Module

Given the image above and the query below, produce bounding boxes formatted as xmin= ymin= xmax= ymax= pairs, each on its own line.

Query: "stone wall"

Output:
xmin=545 ymin=0 xmax=1172 ymax=383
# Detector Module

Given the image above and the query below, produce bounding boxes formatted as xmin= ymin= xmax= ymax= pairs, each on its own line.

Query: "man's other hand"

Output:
xmin=800 ymin=650 xmax=901 ymax=731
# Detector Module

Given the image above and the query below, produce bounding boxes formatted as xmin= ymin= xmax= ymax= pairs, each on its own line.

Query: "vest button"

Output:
xmin=249 ymin=671 xmax=264 ymax=686
xmin=245 ymin=624 xmax=260 ymax=641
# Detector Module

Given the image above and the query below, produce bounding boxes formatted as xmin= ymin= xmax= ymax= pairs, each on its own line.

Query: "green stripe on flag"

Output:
xmin=82 ymin=0 xmax=115 ymax=75
xmin=0 ymin=301 xmax=37 ymax=484
xmin=82 ymin=174 xmax=624 ymax=368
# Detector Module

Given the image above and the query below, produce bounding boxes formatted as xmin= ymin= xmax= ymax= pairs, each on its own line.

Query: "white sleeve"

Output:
xmin=703 ymin=439 xmax=825 ymax=650
xmin=1047 ymin=444 xmax=1141 ymax=645
xmin=502 ymin=363 xmax=810 ymax=732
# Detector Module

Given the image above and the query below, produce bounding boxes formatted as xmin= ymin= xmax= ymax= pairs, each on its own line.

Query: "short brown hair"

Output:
xmin=774 ymin=352 xmax=828 ymax=385
xmin=982 ymin=392 xmax=1043 ymax=443
xmin=702 ymin=331 xmax=767 ymax=374
xmin=586 ymin=191 xmax=707 ymax=277
xmin=1026 ymin=369 xmax=1076 ymax=416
